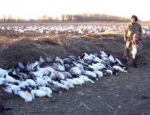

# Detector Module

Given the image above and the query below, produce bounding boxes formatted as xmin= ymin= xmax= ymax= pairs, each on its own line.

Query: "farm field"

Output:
xmin=0 ymin=23 xmax=150 ymax=115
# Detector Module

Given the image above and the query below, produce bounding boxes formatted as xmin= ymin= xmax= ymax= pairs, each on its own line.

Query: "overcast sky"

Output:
xmin=0 ymin=0 xmax=149 ymax=21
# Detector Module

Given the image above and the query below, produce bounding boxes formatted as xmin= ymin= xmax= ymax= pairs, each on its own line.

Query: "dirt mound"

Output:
xmin=0 ymin=31 xmax=126 ymax=69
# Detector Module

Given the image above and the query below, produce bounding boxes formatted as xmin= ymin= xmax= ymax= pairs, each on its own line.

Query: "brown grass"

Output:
xmin=0 ymin=30 xmax=125 ymax=69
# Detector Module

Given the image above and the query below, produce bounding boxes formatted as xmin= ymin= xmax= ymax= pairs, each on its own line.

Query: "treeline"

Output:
xmin=61 ymin=14 xmax=130 ymax=22
xmin=0 ymin=13 xmax=130 ymax=23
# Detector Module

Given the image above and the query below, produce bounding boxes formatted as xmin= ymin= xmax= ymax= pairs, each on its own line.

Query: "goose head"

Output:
xmin=55 ymin=57 xmax=64 ymax=66
xmin=39 ymin=56 xmax=45 ymax=65
xmin=45 ymin=57 xmax=54 ymax=63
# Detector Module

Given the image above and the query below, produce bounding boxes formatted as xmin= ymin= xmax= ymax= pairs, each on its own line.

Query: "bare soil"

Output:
xmin=0 ymin=24 xmax=150 ymax=115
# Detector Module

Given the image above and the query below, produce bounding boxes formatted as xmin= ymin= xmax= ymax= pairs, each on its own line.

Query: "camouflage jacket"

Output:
xmin=124 ymin=22 xmax=142 ymax=42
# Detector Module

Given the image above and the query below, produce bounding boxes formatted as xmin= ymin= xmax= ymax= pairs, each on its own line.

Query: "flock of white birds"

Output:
xmin=0 ymin=25 xmax=150 ymax=35
xmin=0 ymin=51 xmax=127 ymax=102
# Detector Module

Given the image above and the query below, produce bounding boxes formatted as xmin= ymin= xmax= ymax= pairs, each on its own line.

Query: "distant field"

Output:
xmin=0 ymin=22 xmax=127 ymax=26
xmin=1 ymin=22 xmax=150 ymax=36
xmin=0 ymin=22 xmax=150 ymax=26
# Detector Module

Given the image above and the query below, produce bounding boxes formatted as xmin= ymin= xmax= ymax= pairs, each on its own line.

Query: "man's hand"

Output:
xmin=124 ymin=37 xmax=127 ymax=42
xmin=132 ymin=37 xmax=139 ymax=44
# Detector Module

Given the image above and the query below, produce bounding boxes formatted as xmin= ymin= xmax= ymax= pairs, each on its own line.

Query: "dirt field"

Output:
xmin=0 ymin=23 xmax=150 ymax=115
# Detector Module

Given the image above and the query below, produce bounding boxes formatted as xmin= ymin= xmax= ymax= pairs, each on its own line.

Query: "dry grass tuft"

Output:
xmin=80 ymin=34 xmax=95 ymax=40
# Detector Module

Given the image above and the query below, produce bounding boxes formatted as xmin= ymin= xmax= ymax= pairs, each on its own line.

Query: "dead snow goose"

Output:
xmin=4 ymin=74 xmax=20 ymax=84
xmin=31 ymin=89 xmax=50 ymax=99
xmin=93 ymin=71 xmax=103 ymax=78
xmin=53 ymin=63 xmax=65 ymax=72
xmin=60 ymin=79 xmax=74 ymax=88
xmin=38 ymin=86 xmax=52 ymax=97
xmin=48 ymin=79 xmax=69 ymax=90
xmin=0 ymin=68 xmax=8 ymax=78
xmin=69 ymin=67 xmax=82 ymax=77
xmin=39 ymin=56 xmax=45 ymax=65
xmin=0 ymin=77 xmax=7 ymax=85
xmin=3 ymin=83 xmax=20 ymax=94
xmin=79 ymin=75 xmax=94 ymax=83
xmin=113 ymin=65 xmax=127 ymax=73
xmin=17 ymin=89 xmax=33 ymax=102
xmin=131 ymin=44 xmax=137 ymax=59
xmin=82 ymin=71 xmax=97 ymax=80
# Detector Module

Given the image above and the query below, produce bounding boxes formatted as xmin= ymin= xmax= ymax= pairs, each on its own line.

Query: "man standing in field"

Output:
xmin=124 ymin=15 xmax=142 ymax=67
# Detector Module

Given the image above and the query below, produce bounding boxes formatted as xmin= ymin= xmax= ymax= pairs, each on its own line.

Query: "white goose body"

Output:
xmin=105 ymin=69 xmax=113 ymax=76
xmin=88 ymin=65 xmax=99 ymax=71
xmin=94 ymin=71 xmax=103 ymax=78
xmin=70 ymin=67 xmax=82 ymax=76
xmin=72 ymin=62 xmax=84 ymax=71
xmin=0 ymin=77 xmax=7 ymax=85
xmin=45 ymin=57 xmax=53 ymax=63
xmin=79 ymin=75 xmax=94 ymax=83
xmin=17 ymin=90 xmax=33 ymax=102
xmin=100 ymin=51 xmax=108 ymax=60
xmin=18 ymin=62 xmax=25 ymax=69
xmin=93 ymin=57 xmax=104 ymax=63
xmin=55 ymin=71 xmax=65 ymax=80
xmin=36 ymin=66 xmax=55 ymax=76
xmin=60 ymin=80 xmax=74 ymax=88
xmin=39 ymin=86 xmax=52 ymax=97
xmin=0 ymin=68 xmax=8 ymax=77
xmin=39 ymin=56 xmax=45 ymax=65
xmin=131 ymin=45 xmax=137 ymax=59
xmin=72 ymin=78 xmax=85 ymax=85
xmin=66 ymin=78 xmax=82 ymax=85
xmin=31 ymin=71 xmax=43 ymax=78
xmin=35 ymin=77 xmax=47 ymax=86
xmin=4 ymin=73 xmax=20 ymax=84
xmin=3 ymin=83 xmax=20 ymax=94
xmin=100 ymin=51 xmax=107 ymax=57
xmin=61 ymin=72 xmax=72 ymax=79
xmin=51 ymin=80 xmax=69 ymax=90
xmin=108 ymin=54 xmax=116 ymax=63
xmin=19 ymin=81 xmax=29 ymax=88
xmin=3 ymin=86 xmax=14 ymax=94
xmin=115 ymin=58 xmax=123 ymax=65
xmin=92 ymin=63 xmax=105 ymax=70
xmin=55 ymin=57 xmax=64 ymax=65
xmin=83 ymin=53 xmax=91 ymax=60
xmin=26 ymin=79 xmax=37 ymax=87
xmin=26 ymin=61 xmax=39 ymax=72
xmin=31 ymin=89 xmax=49 ymax=98
xmin=113 ymin=65 xmax=127 ymax=73
xmin=83 ymin=71 xmax=97 ymax=78
xmin=50 ymin=71 xmax=65 ymax=80
xmin=53 ymin=63 xmax=65 ymax=72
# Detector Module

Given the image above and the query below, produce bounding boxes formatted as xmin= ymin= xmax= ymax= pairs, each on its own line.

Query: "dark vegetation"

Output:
xmin=0 ymin=13 xmax=130 ymax=23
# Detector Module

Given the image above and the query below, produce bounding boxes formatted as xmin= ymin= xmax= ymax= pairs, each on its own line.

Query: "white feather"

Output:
xmin=131 ymin=45 xmax=137 ymax=59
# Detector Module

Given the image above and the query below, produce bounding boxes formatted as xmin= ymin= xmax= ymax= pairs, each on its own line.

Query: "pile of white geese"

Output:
xmin=0 ymin=51 xmax=127 ymax=102
xmin=0 ymin=25 xmax=150 ymax=35
xmin=0 ymin=25 xmax=125 ymax=34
